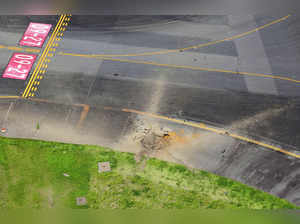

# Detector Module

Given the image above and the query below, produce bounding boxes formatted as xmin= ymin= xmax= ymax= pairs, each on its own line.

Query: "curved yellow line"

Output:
xmin=122 ymin=108 xmax=300 ymax=159
xmin=0 ymin=95 xmax=298 ymax=158
xmin=59 ymin=15 xmax=290 ymax=58
xmin=61 ymin=54 xmax=300 ymax=84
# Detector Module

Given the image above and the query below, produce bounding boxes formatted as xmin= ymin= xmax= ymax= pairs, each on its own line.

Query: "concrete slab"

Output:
xmin=228 ymin=15 xmax=278 ymax=96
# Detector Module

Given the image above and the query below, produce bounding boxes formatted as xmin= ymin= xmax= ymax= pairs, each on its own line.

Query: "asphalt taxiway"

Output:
xmin=1 ymin=15 xmax=300 ymax=205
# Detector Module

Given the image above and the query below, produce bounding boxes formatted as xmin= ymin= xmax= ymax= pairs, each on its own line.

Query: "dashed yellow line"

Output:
xmin=63 ymin=55 xmax=300 ymax=84
xmin=22 ymin=14 xmax=67 ymax=98
xmin=58 ymin=15 xmax=290 ymax=58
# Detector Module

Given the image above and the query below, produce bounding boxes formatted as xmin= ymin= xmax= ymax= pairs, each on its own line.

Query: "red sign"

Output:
xmin=2 ymin=53 xmax=37 ymax=80
xmin=19 ymin=22 xmax=52 ymax=48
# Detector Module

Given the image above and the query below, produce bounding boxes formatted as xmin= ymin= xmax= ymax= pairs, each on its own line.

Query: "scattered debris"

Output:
xmin=224 ymin=131 xmax=230 ymax=135
xmin=131 ymin=119 xmax=201 ymax=161
xmin=76 ymin=197 xmax=87 ymax=206
xmin=131 ymin=124 xmax=173 ymax=161
xmin=141 ymin=132 xmax=168 ymax=151
xmin=63 ymin=173 xmax=70 ymax=177
xmin=178 ymin=110 xmax=183 ymax=116
xmin=221 ymin=149 xmax=226 ymax=158
xmin=98 ymin=162 xmax=111 ymax=173
xmin=138 ymin=127 xmax=179 ymax=156
xmin=161 ymin=127 xmax=172 ymax=135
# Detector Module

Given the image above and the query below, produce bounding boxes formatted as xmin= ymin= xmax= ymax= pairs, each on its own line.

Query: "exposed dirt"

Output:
xmin=132 ymin=121 xmax=173 ymax=162
xmin=116 ymin=115 xmax=204 ymax=165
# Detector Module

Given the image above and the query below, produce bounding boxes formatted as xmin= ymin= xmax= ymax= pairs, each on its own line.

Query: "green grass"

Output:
xmin=0 ymin=136 xmax=297 ymax=209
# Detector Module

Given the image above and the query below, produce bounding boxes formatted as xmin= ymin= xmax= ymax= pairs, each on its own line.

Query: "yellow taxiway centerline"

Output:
xmin=59 ymin=55 xmax=300 ymax=85
xmin=58 ymin=15 xmax=290 ymax=58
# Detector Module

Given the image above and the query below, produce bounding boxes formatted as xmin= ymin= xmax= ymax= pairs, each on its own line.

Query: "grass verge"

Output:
xmin=0 ymin=136 xmax=297 ymax=209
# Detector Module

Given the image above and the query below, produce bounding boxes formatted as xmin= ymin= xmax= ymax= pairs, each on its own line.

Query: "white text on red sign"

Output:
xmin=19 ymin=22 xmax=52 ymax=48
xmin=2 ymin=53 xmax=37 ymax=80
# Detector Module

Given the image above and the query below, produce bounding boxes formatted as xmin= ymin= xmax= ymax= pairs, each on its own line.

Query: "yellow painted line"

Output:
xmin=76 ymin=104 xmax=90 ymax=128
xmin=229 ymin=134 xmax=300 ymax=158
xmin=23 ymin=15 xmax=66 ymax=97
xmin=59 ymin=15 xmax=290 ymax=58
xmin=0 ymin=96 xmax=20 ymax=99
xmin=0 ymin=94 xmax=298 ymax=158
xmin=122 ymin=108 xmax=300 ymax=159
xmin=22 ymin=14 xmax=66 ymax=98
xmin=0 ymin=44 xmax=40 ymax=53
xmin=22 ymin=16 xmax=63 ymax=97
xmin=64 ymin=55 xmax=300 ymax=84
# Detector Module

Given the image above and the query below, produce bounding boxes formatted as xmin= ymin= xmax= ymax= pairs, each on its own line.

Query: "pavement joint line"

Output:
xmin=22 ymin=14 xmax=67 ymax=98
xmin=58 ymin=15 xmax=290 ymax=58
xmin=109 ymin=19 xmax=179 ymax=33
xmin=68 ymin=55 xmax=300 ymax=85
xmin=0 ymin=95 xmax=298 ymax=159
xmin=3 ymin=102 xmax=14 ymax=123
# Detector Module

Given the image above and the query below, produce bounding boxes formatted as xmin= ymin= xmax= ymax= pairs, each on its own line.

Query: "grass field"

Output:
xmin=0 ymin=136 xmax=297 ymax=209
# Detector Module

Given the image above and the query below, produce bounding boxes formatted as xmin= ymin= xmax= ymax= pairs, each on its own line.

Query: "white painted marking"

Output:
xmin=1 ymin=102 xmax=14 ymax=127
